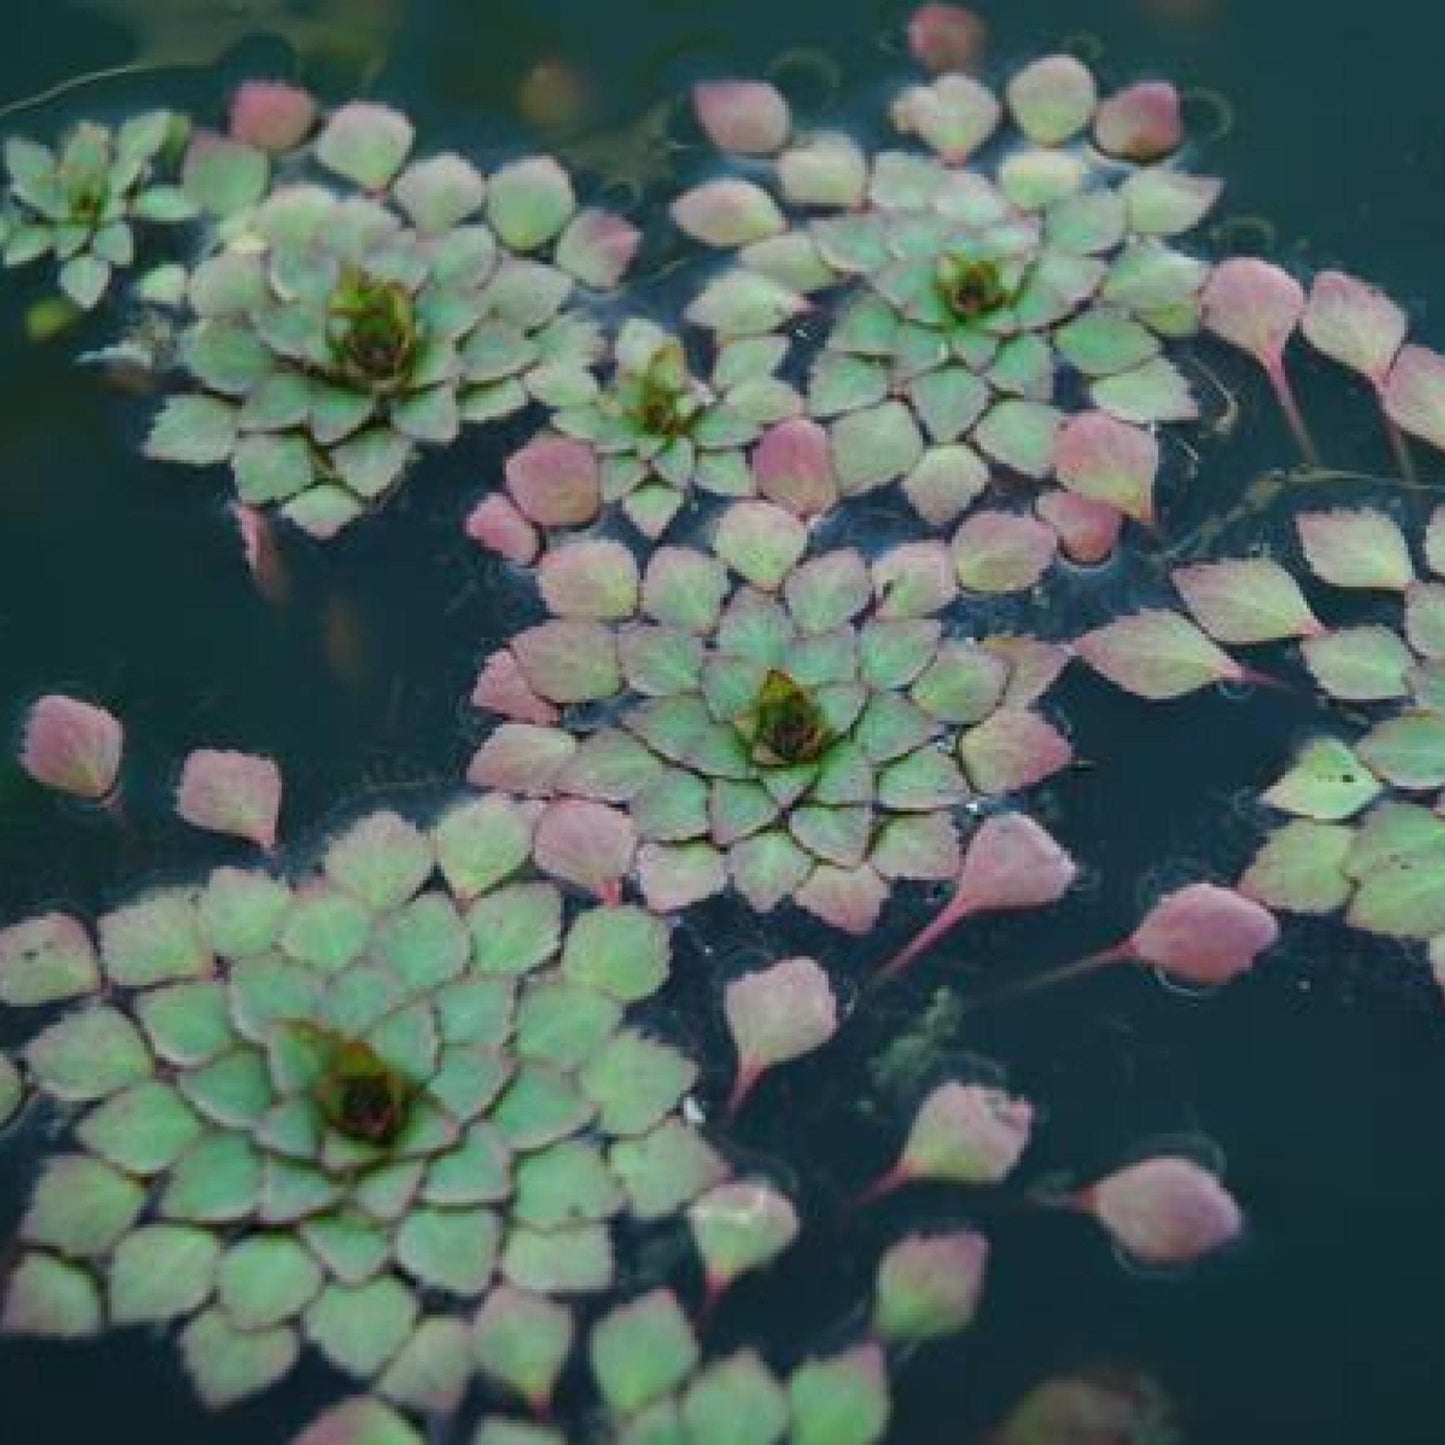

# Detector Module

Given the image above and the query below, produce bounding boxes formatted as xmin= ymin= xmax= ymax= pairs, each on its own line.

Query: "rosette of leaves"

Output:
xmin=470 ymin=500 xmax=1074 ymax=932
xmin=672 ymin=57 xmax=1219 ymax=527
xmin=1 ymin=111 xmax=195 ymax=309
xmin=145 ymin=100 xmax=636 ymax=538
xmin=548 ymin=318 xmax=802 ymax=538
xmin=0 ymin=801 xmax=722 ymax=1427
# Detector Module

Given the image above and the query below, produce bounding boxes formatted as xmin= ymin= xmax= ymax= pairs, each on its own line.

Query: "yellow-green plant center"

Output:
xmin=752 ymin=669 xmax=833 ymax=765
xmin=72 ymin=185 xmax=108 ymax=224
xmin=631 ymin=342 xmax=694 ymax=438
xmin=327 ymin=266 xmax=421 ymax=389
xmin=936 ymin=253 xmax=1010 ymax=322
xmin=315 ymin=1038 xmax=411 ymax=1148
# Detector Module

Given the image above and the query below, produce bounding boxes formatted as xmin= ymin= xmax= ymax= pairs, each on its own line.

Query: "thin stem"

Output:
xmin=955 ymin=944 xmax=1134 ymax=1017
xmin=724 ymin=1063 xmax=760 ymax=1122
xmin=873 ymin=895 xmax=975 ymax=987
xmin=1264 ymin=354 xmax=1318 ymax=465
xmin=0 ymin=62 xmax=153 ymax=121
xmin=849 ymin=1162 xmax=910 ymax=1210
xmin=1381 ymin=408 xmax=1418 ymax=486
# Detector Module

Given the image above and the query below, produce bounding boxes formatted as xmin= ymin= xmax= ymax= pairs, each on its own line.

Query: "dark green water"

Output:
xmin=2 ymin=0 xmax=1445 ymax=1441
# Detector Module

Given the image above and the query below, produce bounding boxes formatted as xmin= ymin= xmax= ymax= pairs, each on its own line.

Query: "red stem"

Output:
xmin=725 ymin=1063 xmax=761 ymax=1121
xmin=873 ymin=892 xmax=976 ymax=986
xmin=1265 ymin=353 xmax=1318 ymax=465
xmin=850 ymin=1162 xmax=910 ymax=1210
xmin=956 ymin=943 xmax=1135 ymax=1016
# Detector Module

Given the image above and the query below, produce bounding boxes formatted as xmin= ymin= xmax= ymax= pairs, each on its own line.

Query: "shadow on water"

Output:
xmin=1 ymin=0 xmax=1445 ymax=1441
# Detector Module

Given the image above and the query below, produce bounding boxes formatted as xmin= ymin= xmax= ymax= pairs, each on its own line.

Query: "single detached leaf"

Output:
xmin=1302 ymin=270 xmax=1407 ymax=385
xmin=1171 ymin=559 xmax=1322 ymax=644
xmin=1075 ymin=610 xmax=1246 ymax=699
xmin=1384 ymin=345 xmax=1445 ymax=454
xmin=895 ymin=1082 xmax=1034 ymax=1188
xmin=723 ymin=956 xmax=838 ymax=1113
xmin=20 ymin=694 xmax=122 ymax=800
xmin=1118 ymin=883 xmax=1279 ymax=986
xmin=176 ymin=748 xmax=282 ymax=848
xmin=1080 ymin=1157 xmax=1243 ymax=1266
xmin=1296 ymin=509 xmax=1413 ymax=591
xmin=873 ymin=1231 xmax=988 ymax=1342
xmin=693 ymin=80 xmax=791 ymax=155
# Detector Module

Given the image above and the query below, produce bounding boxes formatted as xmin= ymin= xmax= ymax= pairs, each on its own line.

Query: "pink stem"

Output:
xmin=850 ymin=1162 xmax=910 ymax=1210
xmin=697 ymin=1275 xmax=726 ymax=1333
xmin=1381 ymin=408 xmax=1418 ymax=485
xmin=873 ymin=892 xmax=977 ymax=986
xmin=1230 ymin=664 xmax=1293 ymax=695
xmin=957 ymin=943 xmax=1135 ymax=1016
xmin=725 ymin=1063 xmax=761 ymax=1121
xmin=1264 ymin=354 xmax=1318 ymax=465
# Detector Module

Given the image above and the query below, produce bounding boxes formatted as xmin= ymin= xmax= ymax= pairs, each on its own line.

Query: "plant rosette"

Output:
xmin=672 ymin=57 xmax=1219 ymax=534
xmin=0 ymin=801 xmax=727 ymax=1426
xmin=143 ymin=97 xmax=639 ymax=538
xmin=546 ymin=318 xmax=804 ymax=539
xmin=470 ymin=503 xmax=1075 ymax=932
xmin=1 ymin=111 xmax=196 ymax=309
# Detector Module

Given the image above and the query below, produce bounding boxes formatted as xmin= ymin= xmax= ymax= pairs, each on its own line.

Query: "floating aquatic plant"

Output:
xmin=1 ymin=110 xmax=194 ymax=309
xmin=0 ymin=800 xmax=729 ymax=1431
xmin=668 ymin=49 xmax=1216 ymax=543
xmin=544 ymin=319 xmax=803 ymax=539
xmin=18 ymin=692 xmax=124 ymax=803
xmin=142 ymin=95 xmax=638 ymax=537
xmin=472 ymin=515 xmax=1075 ymax=930
xmin=1227 ymin=506 xmax=1445 ymax=953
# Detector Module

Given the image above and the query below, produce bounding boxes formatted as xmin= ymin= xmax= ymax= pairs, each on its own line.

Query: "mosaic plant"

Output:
xmin=0 ymin=801 xmax=732 ymax=1427
xmin=471 ymin=512 xmax=1075 ymax=930
xmin=13 ymin=0 xmax=1445 ymax=1438
xmin=15 ymin=82 xmax=646 ymax=537
xmin=668 ymin=52 xmax=1211 ymax=544
xmin=1 ymin=109 xmax=195 ymax=308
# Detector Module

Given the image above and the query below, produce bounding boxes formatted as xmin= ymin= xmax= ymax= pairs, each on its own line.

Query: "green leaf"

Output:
xmin=590 ymin=1289 xmax=699 ymax=1415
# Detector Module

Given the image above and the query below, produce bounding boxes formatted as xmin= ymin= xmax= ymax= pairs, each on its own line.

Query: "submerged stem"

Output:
xmin=956 ymin=944 xmax=1135 ymax=1016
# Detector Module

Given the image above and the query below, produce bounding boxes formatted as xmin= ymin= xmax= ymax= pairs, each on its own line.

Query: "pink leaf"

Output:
xmin=532 ymin=798 xmax=637 ymax=898
xmin=504 ymin=434 xmax=601 ymax=528
xmin=1092 ymin=81 xmax=1182 ymax=161
xmin=20 ymin=695 xmax=123 ymax=802
xmin=672 ymin=179 xmax=785 ymax=248
xmin=471 ymin=650 xmax=560 ymax=726
xmin=1035 ymin=491 xmax=1124 ymax=565
xmin=175 ymin=749 xmax=282 ymax=848
xmin=1202 ymin=258 xmax=1305 ymax=372
xmin=231 ymin=503 xmax=290 ymax=607
xmin=907 ymin=4 xmax=988 ymax=73
xmin=1126 ymin=882 xmax=1278 ymax=986
xmin=1079 ymin=1157 xmax=1244 ymax=1266
xmin=1302 ymin=270 xmax=1408 ymax=388
xmin=228 ymin=80 xmax=317 ymax=153
xmin=753 ymin=417 xmax=838 ymax=518
xmin=878 ymin=814 xmax=1077 ymax=981
xmin=465 ymin=494 xmax=540 ymax=566
xmin=1074 ymin=610 xmax=1250 ymax=700
xmin=693 ymin=80 xmax=791 ymax=155
xmin=1053 ymin=411 xmax=1158 ymax=523
xmin=724 ymin=956 xmax=838 ymax=1115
